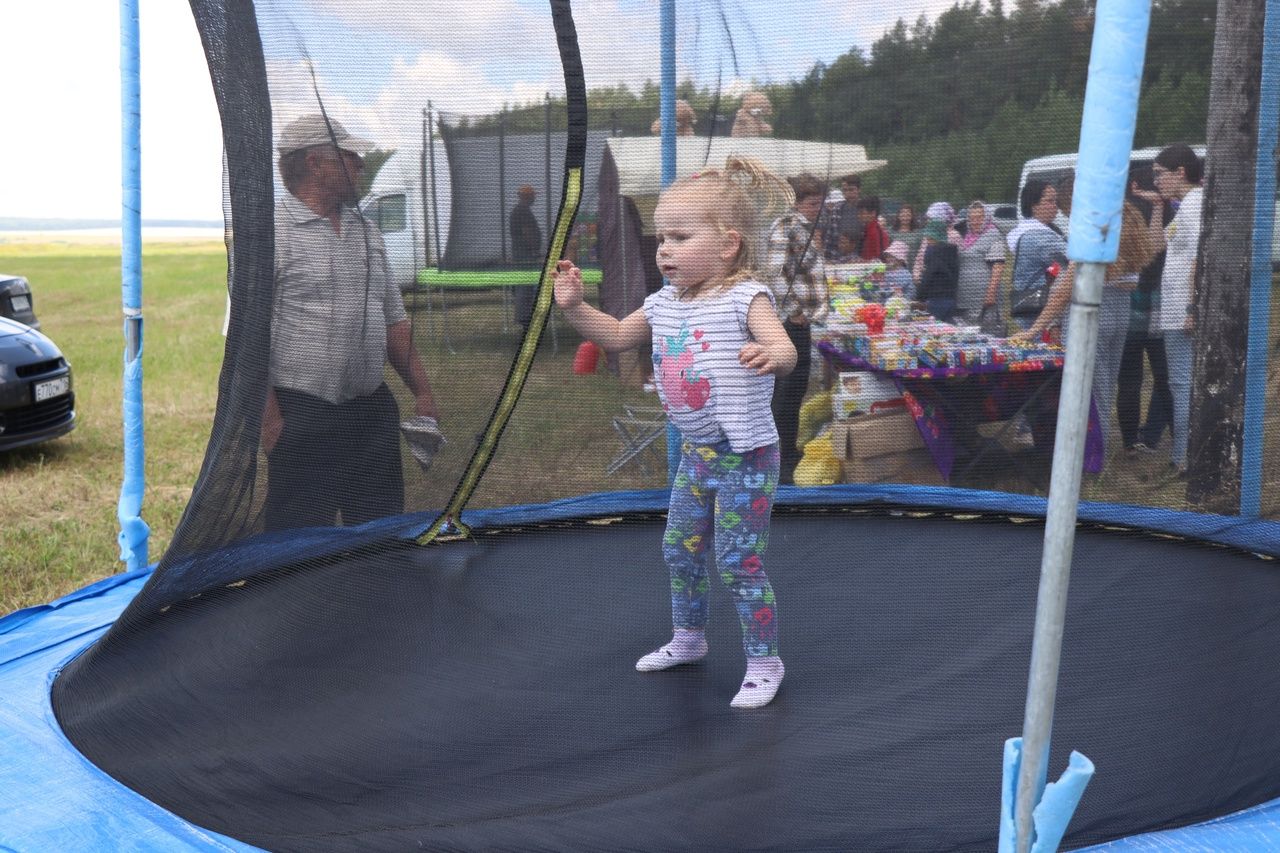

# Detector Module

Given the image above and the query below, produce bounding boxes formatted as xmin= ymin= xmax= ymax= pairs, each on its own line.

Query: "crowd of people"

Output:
xmin=773 ymin=142 xmax=1203 ymax=478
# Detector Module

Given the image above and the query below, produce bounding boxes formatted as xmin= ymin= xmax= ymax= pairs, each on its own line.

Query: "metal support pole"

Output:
xmin=428 ymin=102 xmax=442 ymax=270
xmin=661 ymin=0 xmax=681 ymax=483
xmin=1011 ymin=0 xmax=1150 ymax=848
xmin=427 ymin=106 xmax=437 ymax=267
xmin=1241 ymin=0 xmax=1280 ymax=518
xmin=118 ymin=0 xmax=149 ymax=573
xmin=1013 ymin=266 xmax=1102 ymax=853
xmin=499 ymin=110 xmax=508 ymax=268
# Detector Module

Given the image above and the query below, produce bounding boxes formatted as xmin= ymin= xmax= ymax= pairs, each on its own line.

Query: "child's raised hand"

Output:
xmin=739 ymin=341 xmax=776 ymax=375
xmin=553 ymin=260 xmax=584 ymax=310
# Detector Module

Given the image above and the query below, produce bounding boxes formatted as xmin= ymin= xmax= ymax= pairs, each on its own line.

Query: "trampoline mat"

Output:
xmin=52 ymin=513 xmax=1280 ymax=852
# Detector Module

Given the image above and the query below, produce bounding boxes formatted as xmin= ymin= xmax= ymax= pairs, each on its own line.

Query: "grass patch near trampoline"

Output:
xmin=0 ymin=242 xmax=227 ymax=613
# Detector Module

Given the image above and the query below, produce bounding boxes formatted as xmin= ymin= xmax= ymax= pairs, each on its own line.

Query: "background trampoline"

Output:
xmin=4 ymin=0 xmax=1280 ymax=851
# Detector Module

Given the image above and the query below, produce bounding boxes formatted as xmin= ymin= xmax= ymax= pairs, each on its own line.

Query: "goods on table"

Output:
xmin=817 ymin=316 xmax=1064 ymax=374
xmin=827 ymin=262 xmax=914 ymax=323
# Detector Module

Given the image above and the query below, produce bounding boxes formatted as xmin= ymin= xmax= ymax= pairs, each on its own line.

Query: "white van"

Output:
xmin=361 ymin=144 xmax=452 ymax=290
xmin=1018 ymin=146 xmax=1205 ymax=214
xmin=1018 ymin=146 xmax=1280 ymax=264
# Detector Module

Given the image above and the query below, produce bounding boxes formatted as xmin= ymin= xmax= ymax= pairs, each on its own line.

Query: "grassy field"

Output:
xmin=1 ymin=241 xmax=228 ymax=612
xmin=0 ymin=240 xmax=662 ymax=613
xmin=2 ymin=239 xmax=1278 ymax=614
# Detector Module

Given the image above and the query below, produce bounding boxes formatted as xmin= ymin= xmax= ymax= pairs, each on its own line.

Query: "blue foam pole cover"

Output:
xmin=1065 ymin=0 xmax=1153 ymax=263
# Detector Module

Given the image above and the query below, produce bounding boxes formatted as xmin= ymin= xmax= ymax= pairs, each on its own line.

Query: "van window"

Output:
xmin=374 ymin=194 xmax=406 ymax=233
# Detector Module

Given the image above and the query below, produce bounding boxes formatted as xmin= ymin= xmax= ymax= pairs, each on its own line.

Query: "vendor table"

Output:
xmin=817 ymin=340 xmax=1103 ymax=482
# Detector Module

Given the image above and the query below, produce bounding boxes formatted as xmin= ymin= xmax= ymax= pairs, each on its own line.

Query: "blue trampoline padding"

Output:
xmin=1077 ymin=797 xmax=1280 ymax=851
xmin=457 ymin=485 xmax=1280 ymax=558
xmin=0 ymin=566 xmax=149 ymax=646
xmin=131 ymin=486 xmax=1280 ymax=614
xmin=0 ymin=569 xmax=264 ymax=851
xmin=5 ymin=488 xmax=1280 ymax=851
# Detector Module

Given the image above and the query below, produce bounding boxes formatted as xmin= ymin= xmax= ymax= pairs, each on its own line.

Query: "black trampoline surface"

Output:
xmin=53 ymin=512 xmax=1280 ymax=852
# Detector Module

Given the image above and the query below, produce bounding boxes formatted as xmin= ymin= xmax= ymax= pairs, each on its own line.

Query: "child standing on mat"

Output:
xmin=553 ymin=157 xmax=797 ymax=709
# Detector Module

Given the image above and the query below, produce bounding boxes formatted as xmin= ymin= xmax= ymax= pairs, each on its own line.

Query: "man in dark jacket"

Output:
xmin=510 ymin=184 xmax=543 ymax=330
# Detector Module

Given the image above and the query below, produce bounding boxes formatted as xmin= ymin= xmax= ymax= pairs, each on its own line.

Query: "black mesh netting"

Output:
xmin=51 ymin=0 xmax=1280 ymax=850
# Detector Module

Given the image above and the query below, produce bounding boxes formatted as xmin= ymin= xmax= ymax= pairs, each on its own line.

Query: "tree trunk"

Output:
xmin=1186 ymin=0 xmax=1266 ymax=511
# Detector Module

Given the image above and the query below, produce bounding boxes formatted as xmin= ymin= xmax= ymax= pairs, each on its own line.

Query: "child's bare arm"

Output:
xmin=740 ymin=293 xmax=797 ymax=376
xmin=554 ymin=260 xmax=650 ymax=352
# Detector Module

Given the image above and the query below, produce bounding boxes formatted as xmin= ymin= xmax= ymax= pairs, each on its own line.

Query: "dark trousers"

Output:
xmin=265 ymin=384 xmax=404 ymax=531
xmin=925 ymin=297 xmax=958 ymax=324
xmin=770 ymin=319 xmax=811 ymax=485
xmin=1116 ymin=333 xmax=1173 ymax=448
xmin=513 ymin=283 xmax=536 ymax=330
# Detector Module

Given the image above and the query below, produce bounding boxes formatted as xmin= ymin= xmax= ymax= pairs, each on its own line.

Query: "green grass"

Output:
xmin=0 ymin=242 xmax=661 ymax=613
xmin=0 ymin=242 xmax=227 ymax=612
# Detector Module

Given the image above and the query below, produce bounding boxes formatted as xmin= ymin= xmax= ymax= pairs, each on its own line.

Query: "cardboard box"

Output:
xmin=832 ymin=371 xmax=901 ymax=419
xmin=829 ymin=408 xmax=942 ymax=485
xmin=829 ymin=408 xmax=924 ymax=460
xmin=842 ymin=448 xmax=944 ymax=486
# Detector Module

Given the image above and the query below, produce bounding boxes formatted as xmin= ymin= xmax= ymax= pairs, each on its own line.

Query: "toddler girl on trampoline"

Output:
xmin=554 ymin=157 xmax=797 ymax=708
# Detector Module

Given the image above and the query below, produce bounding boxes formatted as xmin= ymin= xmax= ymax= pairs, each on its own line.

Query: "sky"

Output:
xmin=1 ymin=0 xmax=957 ymax=223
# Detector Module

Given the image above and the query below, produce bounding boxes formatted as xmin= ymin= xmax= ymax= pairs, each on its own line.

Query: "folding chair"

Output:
xmin=607 ymin=403 xmax=667 ymax=475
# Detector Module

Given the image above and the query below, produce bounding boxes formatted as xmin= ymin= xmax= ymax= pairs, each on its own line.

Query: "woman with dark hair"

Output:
xmin=1018 ymin=187 xmax=1160 ymax=454
xmin=889 ymin=203 xmax=922 ymax=268
xmin=1138 ymin=143 xmax=1203 ymax=475
xmin=1006 ymin=180 xmax=1069 ymax=332
xmin=1117 ymin=163 xmax=1174 ymax=454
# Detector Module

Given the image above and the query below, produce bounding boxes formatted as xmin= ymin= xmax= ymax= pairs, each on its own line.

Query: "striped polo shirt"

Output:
xmin=270 ymin=194 xmax=407 ymax=404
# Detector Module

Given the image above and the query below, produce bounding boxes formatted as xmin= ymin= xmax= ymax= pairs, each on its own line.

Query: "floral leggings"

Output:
xmin=662 ymin=439 xmax=780 ymax=657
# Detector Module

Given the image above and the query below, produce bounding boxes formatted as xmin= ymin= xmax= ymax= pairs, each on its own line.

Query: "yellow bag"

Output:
xmin=796 ymin=390 xmax=833 ymax=450
xmin=793 ymin=435 xmax=842 ymax=487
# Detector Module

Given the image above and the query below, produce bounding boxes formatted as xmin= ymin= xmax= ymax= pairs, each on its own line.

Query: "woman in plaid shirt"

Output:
xmin=762 ymin=173 xmax=828 ymax=484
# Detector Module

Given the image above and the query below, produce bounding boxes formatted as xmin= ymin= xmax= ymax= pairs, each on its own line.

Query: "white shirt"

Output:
xmin=1159 ymin=186 xmax=1203 ymax=332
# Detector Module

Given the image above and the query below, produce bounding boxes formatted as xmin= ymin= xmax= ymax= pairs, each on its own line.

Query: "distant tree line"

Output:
xmin=447 ymin=0 xmax=1213 ymax=203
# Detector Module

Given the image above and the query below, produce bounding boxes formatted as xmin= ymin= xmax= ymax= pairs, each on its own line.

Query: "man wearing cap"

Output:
xmin=262 ymin=114 xmax=439 ymax=531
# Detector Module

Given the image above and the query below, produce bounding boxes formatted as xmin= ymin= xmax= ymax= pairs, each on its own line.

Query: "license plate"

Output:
xmin=34 ymin=376 xmax=69 ymax=402
xmin=10 ymin=294 xmax=30 ymax=312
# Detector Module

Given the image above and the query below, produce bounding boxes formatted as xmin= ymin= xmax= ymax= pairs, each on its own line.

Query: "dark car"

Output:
xmin=0 ymin=274 xmax=40 ymax=329
xmin=0 ymin=316 xmax=75 ymax=451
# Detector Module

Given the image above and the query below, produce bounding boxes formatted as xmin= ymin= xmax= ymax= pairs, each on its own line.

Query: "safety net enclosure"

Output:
xmin=8 ymin=0 xmax=1280 ymax=850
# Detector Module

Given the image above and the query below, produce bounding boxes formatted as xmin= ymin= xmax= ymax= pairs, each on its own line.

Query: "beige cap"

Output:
xmin=277 ymin=114 xmax=374 ymax=157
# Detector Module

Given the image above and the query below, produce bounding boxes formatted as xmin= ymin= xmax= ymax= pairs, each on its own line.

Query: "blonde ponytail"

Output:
xmin=663 ymin=155 xmax=794 ymax=287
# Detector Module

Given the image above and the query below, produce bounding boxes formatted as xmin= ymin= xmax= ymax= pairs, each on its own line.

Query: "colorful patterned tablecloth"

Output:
xmin=817 ymin=341 xmax=1104 ymax=480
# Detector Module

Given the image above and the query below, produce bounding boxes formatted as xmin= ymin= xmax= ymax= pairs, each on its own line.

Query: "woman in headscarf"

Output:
xmin=955 ymin=201 xmax=1006 ymax=325
xmin=911 ymin=201 xmax=962 ymax=284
